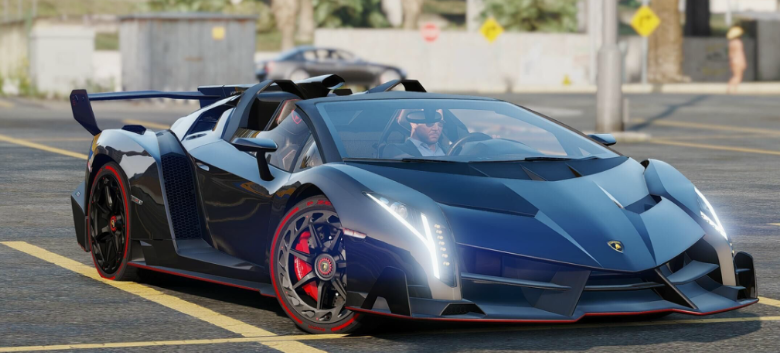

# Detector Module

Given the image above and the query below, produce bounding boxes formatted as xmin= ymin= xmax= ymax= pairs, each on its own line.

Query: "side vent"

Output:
xmin=441 ymin=303 xmax=485 ymax=316
xmin=161 ymin=154 xmax=203 ymax=239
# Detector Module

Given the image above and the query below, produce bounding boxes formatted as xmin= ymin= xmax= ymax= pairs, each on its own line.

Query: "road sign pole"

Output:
xmin=596 ymin=0 xmax=623 ymax=133
xmin=641 ymin=0 xmax=649 ymax=85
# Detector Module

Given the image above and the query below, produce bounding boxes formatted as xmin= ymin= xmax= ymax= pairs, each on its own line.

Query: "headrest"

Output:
xmin=405 ymin=110 xmax=442 ymax=124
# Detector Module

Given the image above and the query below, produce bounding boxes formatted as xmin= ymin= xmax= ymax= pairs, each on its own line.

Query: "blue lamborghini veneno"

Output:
xmin=69 ymin=75 xmax=757 ymax=334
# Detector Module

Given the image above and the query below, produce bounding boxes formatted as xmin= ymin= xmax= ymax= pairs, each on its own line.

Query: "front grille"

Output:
xmin=161 ymin=154 xmax=202 ymax=240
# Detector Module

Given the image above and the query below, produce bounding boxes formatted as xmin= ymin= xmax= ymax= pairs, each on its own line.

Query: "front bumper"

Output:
xmin=346 ymin=243 xmax=758 ymax=322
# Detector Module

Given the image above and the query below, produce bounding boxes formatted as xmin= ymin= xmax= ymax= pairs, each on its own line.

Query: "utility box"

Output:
xmin=119 ymin=13 xmax=256 ymax=92
xmin=29 ymin=25 xmax=96 ymax=96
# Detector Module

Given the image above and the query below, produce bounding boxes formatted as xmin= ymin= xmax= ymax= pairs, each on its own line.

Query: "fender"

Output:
xmin=88 ymin=130 xmax=173 ymax=243
xmin=642 ymin=159 xmax=736 ymax=285
xmin=278 ymin=164 xmax=461 ymax=306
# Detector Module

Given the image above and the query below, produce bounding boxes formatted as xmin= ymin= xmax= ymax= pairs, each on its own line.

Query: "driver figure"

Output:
xmin=387 ymin=110 xmax=447 ymax=158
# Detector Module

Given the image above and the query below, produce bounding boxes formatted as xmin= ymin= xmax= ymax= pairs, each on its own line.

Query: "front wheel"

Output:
xmin=270 ymin=196 xmax=370 ymax=334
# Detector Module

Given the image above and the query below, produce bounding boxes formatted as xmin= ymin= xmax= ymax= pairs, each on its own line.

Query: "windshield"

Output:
xmin=316 ymin=99 xmax=619 ymax=162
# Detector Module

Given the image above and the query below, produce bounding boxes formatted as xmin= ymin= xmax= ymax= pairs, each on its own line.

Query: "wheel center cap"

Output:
xmin=109 ymin=216 xmax=118 ymax=232
xmin=314 ymin=254 xmax=335 ymax=280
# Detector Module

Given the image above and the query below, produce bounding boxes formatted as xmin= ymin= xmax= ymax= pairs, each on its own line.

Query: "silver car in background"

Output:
xmin=256 ymin=46 xmax=406 ymax=86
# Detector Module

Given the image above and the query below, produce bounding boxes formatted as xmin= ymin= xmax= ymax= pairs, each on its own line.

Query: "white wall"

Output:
xmin=710 ymin=0 xmax=776 ymax=13
xmin=29 ymin=25 xmax=95 ymax=96
xmin=315 ymin=29 xmax=645 ymax=92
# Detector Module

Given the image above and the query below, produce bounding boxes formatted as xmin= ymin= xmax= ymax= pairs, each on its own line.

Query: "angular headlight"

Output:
xmin=366 ymin=192 xmax=442 ymax=280
xmin=695 ymin=187 xmax=727 ymax=239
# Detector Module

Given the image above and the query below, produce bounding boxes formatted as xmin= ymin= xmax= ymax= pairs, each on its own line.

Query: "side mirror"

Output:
xmin=589 ymin=133 xmax=617 ymax=146
xmin=232 ymin=137 xmax=278 ymax=181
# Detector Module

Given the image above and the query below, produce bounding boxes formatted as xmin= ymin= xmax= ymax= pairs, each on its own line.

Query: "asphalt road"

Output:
xmin=1 ymin=93 xmax=779 ymax=352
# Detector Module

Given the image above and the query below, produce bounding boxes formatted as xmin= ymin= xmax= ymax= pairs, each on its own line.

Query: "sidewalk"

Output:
xmin=510 ymin=82 xmax=780 ymax=95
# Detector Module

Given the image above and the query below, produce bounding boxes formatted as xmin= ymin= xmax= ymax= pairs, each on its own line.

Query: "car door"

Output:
xmin=189 ymin=100 xmax=312 ymax=265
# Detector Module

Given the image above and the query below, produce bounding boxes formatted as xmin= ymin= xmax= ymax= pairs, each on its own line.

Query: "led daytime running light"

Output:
xmin=366 ymin=193 xmax=440 ymax=279
xmin=695 ymin=187 xmax=727 ymax=239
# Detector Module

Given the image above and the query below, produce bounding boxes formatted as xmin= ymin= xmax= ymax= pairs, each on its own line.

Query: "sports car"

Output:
xmin=69 ymin=75 xmax=757 ymax=334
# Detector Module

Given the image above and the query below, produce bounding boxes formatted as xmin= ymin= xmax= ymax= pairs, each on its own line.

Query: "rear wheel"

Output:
xmin=270 ymin=196 xmax=368 ymax=333
xmin=87 ymin=162 xmax=137 ymax=281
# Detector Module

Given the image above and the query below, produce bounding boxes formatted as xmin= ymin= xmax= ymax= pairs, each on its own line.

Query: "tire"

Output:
xmin=270 ymin=196 xmax=372 ymax=334
xmin=86 ymin=162 xmax=138 ymax=281
xmin=289 ymin=69 xmax=310 ymax=82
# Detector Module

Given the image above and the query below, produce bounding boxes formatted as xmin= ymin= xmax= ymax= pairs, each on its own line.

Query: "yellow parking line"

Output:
xmin=24 ymin=137 xmax=94 ymax=142
xmin=769 ymin=223 xmax=780 ymax=227
xmin=0 ymin=314 xmax=778 ymax=352
xmin=759 ymin=296 xmax=780 ymax=308
xmin=660 ymin=133 xmax=776 ymax=141
xmin=122 ymin=119 xmax=170 ymax=130
xmin=633 ymin=118 xmax=780 ymax=136
xmin=0 ymin=134 xmax=88 ymax=160
xmin=0 ymin=241 xmax=325 ymax=353
xmin=649 ymin=139 xmax=780 ymax=156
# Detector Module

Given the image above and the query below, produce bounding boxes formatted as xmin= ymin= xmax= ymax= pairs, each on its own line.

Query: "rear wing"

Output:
xmin=69 ymin=89 xmax=222 ymax=136
xmin=69 ymin=74 xmax=347 ymax=136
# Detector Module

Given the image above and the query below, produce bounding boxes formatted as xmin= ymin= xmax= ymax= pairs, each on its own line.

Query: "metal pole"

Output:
xmin=596 ymin=0 xmax=624 ymax=132
xmin=3 ymin=0 xmax=8 ymax=22
xmin=641 ymin=0 xmax=649 ymax=85
xmin=16 ymin=0 xmax=20 ymax=18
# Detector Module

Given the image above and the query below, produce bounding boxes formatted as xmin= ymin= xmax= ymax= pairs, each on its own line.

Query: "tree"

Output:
xmin=684 ymin=0 xmax=711 ymax=37
xmin=272 ymin=0 xmax=298 ymax=51
xmin=648 ymin=0 xmax=687 ymax=82
xmin=402 ymin=0 xmax=423 ymax=29
xmin=481 ymin=0 xmax=577 ymax=32
xmin=297 ymin=0 xmax=315 ymax=42
xmin=312 ymin=0 xmax=389 ymax=28
xmin=145 ymin=0 xmax=228 ymax=12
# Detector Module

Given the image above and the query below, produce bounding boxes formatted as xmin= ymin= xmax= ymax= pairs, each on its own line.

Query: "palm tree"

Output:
xmin=297 ymin=0 xmax=315 ymax=43
xmin=648 ymin=0 xmax=687 ymax=82
xmin=272 ymin=0 xmax=298 ymax=51
xmin=402 ymin=0 xmax=423 ymax=29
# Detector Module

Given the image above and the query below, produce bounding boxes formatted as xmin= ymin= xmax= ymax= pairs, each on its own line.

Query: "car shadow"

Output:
xmin=134 ymin=269 xmax=289 ymax=318
xmin=355 ymin=311 xmax=762 ymax=350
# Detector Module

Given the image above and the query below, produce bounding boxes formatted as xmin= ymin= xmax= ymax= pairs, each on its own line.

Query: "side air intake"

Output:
xmin=161 ymin=154 xmax=203 ymax=240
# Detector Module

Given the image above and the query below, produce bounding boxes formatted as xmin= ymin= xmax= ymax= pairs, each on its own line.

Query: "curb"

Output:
xmin=507 ymin=83 xmax=780 ymax=95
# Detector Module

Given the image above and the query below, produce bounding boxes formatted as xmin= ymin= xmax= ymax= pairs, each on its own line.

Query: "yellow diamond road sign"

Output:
xmin=631 ymin=6 xmax=660 ymax=37
xmin=480 ymin=18 xmax=504 ymax=43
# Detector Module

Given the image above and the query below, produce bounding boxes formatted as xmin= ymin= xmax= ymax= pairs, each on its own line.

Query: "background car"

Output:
xmin=255 ymin=46 xmax=406 ymax=86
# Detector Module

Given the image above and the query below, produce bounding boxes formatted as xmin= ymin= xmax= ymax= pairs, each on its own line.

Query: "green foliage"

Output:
xmin=312 ymin=0 xmax=390 ymax=28
xmin=95 ymin=32 xmax=119 ymax=51
xmin=143 ymin=0 xmax=229 ymax=12
xmin=481 ymin=0 xmax=578 ymax=32
xmin=0 ymin=75 xmax=4 ymax=96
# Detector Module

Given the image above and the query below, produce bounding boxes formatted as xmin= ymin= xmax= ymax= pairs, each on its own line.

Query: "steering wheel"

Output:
xmin=447 ymin=132 xmax=492 ymax=156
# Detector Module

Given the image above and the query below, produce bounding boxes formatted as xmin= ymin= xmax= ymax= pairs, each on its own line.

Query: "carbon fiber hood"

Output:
xmin=347 ymin=157 xmax=705 ymax=272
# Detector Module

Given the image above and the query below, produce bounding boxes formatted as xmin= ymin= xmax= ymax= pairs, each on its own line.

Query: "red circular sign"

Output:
xmin=420 ymin=23 xmax=440 ymax=43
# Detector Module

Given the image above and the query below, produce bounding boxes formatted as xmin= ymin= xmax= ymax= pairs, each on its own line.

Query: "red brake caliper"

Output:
xmin=293 ymin=230 xmax=318 ymax=299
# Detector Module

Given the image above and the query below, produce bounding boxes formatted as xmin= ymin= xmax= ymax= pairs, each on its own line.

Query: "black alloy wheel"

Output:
xmin=87 ymin=163 xmax=136 ymax=280
xmin=271 ymin=197 xmax=367 ymax=333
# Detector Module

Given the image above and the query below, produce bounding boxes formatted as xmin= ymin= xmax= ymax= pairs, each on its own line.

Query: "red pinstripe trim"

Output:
xmin=126 ymin=262 xmax=274 ymax=297
xmin=88 ymin=165 xmax=129 ymax=281
xmin=270 ymin=206 xmax=303 ymax=324
xmin=346 ymin=299 xmax=758 ymax=323
xmin=331 ymin=314 xmax=359 ymax=332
